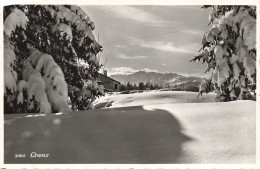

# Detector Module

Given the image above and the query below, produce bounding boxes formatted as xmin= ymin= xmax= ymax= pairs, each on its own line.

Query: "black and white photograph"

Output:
xmin=1 ymin=1 xmax=259 ymax=167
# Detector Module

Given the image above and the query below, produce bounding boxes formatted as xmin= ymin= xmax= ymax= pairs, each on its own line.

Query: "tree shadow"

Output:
xmin=4 ymin=106 xmax=192 ymax=164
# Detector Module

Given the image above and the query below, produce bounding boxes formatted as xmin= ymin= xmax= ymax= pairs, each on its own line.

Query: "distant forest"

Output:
xmin=119 ymin=81 xmax=200 ymax=93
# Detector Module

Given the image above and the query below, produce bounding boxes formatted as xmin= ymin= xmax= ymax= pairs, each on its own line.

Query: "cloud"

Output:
xmin=110 ymin=6 xmax=179 ymax=27
xmin=178 ymin=72 xmax=210 ymax=78
xmin=114 ymin=44 xmax=127 ymax=49
xmin=83 ymin=5 xmax=210 ymax=76
xmin=112 ymin=6 xmax=159 ymax=23
xmin=109 ymin=67 xmax=137 ymax=75
xmin=161 ymin=63 xmax=167 ymax=66
xmin=116 ymin=53 xmax=148 ymax=60
xmin=143 ymin=21 xmax=181 ymax=27
xmin=142 ymin=68 xmax=159 ymax=73
xmin=130 ymin=39 xmax=196 ymax=54
xmin=109 ymin=67 xmax=159 ymax=75
xmin=182 ymin=29 xmax=204 ymax=36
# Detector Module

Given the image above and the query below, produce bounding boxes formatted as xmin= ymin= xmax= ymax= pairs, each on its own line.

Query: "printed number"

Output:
xmin=15 ymin=154 xmax=26 ymax=158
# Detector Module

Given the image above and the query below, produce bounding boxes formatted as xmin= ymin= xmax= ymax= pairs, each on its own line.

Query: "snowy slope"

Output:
xmin=4 ymin=91 xmax=255 ymax=164
xmin=93 ymin=91 xmax=216 ymax=108
xmin=142 ymin=101 xmax=256 ymax=163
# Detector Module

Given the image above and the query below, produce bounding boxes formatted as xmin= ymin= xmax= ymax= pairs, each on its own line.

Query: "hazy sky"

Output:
xmin=81 ymin=5 xmax=211 ymax=77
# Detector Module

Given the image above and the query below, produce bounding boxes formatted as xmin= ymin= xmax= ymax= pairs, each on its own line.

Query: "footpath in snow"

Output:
xmin=4 ymin=91 xmax=256 ymax=163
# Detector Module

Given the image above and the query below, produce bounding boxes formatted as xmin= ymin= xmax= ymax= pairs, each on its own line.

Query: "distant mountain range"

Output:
xmin=110 ymin=71 xmax=202 ymax=88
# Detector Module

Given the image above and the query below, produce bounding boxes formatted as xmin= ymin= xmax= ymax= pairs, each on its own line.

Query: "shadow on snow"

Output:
xmin=5 ymin=106 xmax=192 ymax=164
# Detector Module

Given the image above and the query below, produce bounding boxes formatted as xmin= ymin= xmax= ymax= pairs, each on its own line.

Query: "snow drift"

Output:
xmin=4 ymin=91 xmax=256 ymax=163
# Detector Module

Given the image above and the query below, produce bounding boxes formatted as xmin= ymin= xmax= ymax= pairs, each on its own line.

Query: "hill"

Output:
xmin=110 ymin=71 xmax=203 ymax=91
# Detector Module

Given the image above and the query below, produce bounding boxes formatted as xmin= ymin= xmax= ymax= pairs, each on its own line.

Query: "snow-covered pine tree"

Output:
xmin=190 ymin=5 xmax=256 ymax=101
xmin=4 ymin=5 xmax=105 ymax=114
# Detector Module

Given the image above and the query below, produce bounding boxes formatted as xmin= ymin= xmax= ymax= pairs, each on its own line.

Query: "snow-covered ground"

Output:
xmin=4 ymin=91 xmax=256 ymax=163
xmin=93 ymin=90 xmax=216 ymax=108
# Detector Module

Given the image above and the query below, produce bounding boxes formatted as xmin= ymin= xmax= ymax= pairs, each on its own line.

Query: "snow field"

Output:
xmin=94 ymin=91 xmax=217 ymax=108
xmin=4 ymin=94 xmax=256 ymax=163
xmin=143 ymin=100 xmax=256 ymax=163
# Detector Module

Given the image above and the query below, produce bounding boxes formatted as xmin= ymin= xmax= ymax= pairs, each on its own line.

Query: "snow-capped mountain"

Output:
xmin=110 ymin=71 xmax=202 ymax=87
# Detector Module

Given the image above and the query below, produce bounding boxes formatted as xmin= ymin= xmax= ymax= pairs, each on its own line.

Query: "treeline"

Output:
xmin=120 ymin=82 xmax=161 ymax=91
xmin=119 ymin=82 xmax=200 ymax=92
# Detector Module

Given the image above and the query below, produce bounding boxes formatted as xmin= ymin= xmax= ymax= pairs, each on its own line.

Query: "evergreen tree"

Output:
xmin=4 ymin=5 xmax=104 ymax=113
xmin=126 ymin=82 xmax=133 ymax=90
xmin=120 ymin=84 xmax=127 ymax=91
xmin=138 ymin=82 xmax=145 ymax=90
xmin=150 ymin=84 xmax=155 ymax=90
xmin=133 ymin=84 xmax=138 ymax=90
xmin=145 ymin=82 xmax=152 ymax=90
xmin=190 ymin=5 xmax=256 ymax=101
